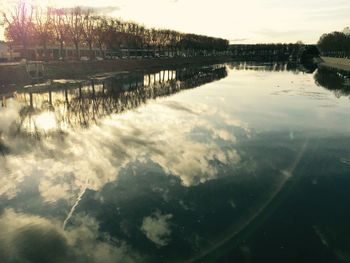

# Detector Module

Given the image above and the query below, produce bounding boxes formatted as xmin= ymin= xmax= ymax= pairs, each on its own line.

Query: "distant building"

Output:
xmin=11 ymin=44 xmax=105 ymax=61
xmin=0 ymin=41 xmax=21 ymax=62
xmin=0 ymin=41 xmax=9 ymax=61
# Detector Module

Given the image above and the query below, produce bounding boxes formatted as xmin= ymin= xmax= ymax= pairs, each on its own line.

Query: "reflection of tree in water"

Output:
xmin=228 ymin=61 xmax=290 ymax=72
xmin=16 ymin=65 xmax=227 ymax=132
xmin=227 ymin=61 xmax=317 ymax=73
xmin=314 ymin=67 xmax=350 ymax=98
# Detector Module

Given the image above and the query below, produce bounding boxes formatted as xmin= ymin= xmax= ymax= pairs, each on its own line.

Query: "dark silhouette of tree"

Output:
xmin=228 ymin=43 xmax=317 ymax=61
xmin=65 ymin=7 xmax=84 ymax=60
xmin=2 ymin=1 xmax=229 ymax=61
xmin=317 ymin=31 xmax=350 ymax=58
xmin=82 ymin=9 xmax=97 ymax=60
xmin=94 ymin=16 xmax=108 ymax=58
xmin=52 ymin=8 xmax=68 ymax=60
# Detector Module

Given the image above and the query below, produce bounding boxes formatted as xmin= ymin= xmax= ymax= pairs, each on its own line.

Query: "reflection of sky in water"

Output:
xmin=0 ymin=64 xmax=350 ymax=262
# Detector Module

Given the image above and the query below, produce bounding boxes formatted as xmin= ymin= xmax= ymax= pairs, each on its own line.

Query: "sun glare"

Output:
xmin=34 ymin=111 xmax=57 ymax=132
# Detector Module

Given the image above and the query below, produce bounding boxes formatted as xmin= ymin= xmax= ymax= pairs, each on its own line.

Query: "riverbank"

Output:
xmin=319 ymin=56 xmax=350 ymax=72
xmin=0 ymin=63 xmax=31 ymax=87
xmin=0 ymin=56 xmax=231 ymax=90
xmin=45 ymin=56 xmax=231 ymax=79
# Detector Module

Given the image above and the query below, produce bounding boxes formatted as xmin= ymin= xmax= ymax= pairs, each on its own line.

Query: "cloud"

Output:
xmin=0 ymin=209 xmax=138 ymax=263
xmin=230 ymin=38 xmax=248 ymax=42
xmin=255 ymin=28 xmax=312 ymax=39
xmin=306 ymin=6 xmax=350 ymax=20
xmin=0 ymin=0 xmax=17 ymax=10
xmin=0 ymin=1 xmax=121 ymax=14
xmin=141 ymin=211 xmax=173 ymax=247
xmin=66 ymin=6 xmax=121 ymax=15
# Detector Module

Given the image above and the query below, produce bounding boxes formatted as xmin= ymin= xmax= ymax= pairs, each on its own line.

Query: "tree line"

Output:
xmin=1 ymin=1 xmax=228 ymax=61
xmin=228 ymin=43 xmax=313 ymax=61
xmin=317 ymin=30 xmax=350 ymax=58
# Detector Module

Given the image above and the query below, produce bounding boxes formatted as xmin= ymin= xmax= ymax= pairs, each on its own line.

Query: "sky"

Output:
xmin=0 ymin=0 xmax=349 ymax=43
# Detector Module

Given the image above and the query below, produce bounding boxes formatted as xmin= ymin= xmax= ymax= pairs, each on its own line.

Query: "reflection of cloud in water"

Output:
xmin=0 ymin=98 xmax=245 ymax=206
xmin=105 ymin=102 xmax=242 ymax=186
xmin=0 ymin=209 xmax=138 ymax=263
xmin=141 ymin=211 xmax=173 ymax=248
xmin=0 ymin=100 xmax=21 ymax=134
xmin=30 ymin=111 xmax=59 ymax=133
xmin=160 ymin=101 xmax=199 ymax=114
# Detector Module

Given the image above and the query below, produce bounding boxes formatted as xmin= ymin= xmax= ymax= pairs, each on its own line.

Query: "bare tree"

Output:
xmin=94 ymin=16 xmax=107 ymax=58
xmin=2 ymin=0 xmax=34 ymax=59
xmin=66 ymin=7 xmax=84 ymax=60
xmin=82 ymin=9 xmax=96 ymax=60
xmin=33 ymin=6 xmax=52 ymax=61
xmin=2 ymin=2 xmax=229 ymax=61
xmin=52 ymin=8 xmax=68 ymax=60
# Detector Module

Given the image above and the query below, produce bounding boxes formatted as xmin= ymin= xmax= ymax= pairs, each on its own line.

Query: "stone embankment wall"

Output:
xmin=44 ymin=56 xmax=231 ymax=79
xmin=0 ymin=64 xmax=31 ymax=87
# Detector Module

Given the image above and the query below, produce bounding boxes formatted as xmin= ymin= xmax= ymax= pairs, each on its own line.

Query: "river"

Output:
xmin=0 ymin=62 xmax=349 ymax=263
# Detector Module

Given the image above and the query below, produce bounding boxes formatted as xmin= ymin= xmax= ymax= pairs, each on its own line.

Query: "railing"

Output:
xmin=25 ymin=61 xmax=45 ymax=80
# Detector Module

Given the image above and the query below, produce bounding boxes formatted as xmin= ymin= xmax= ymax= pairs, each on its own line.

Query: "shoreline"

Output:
xmin=0 ymin=56 xmax=231 ymax=91
xmin=319 ymin=56 xmax=350 ymax=73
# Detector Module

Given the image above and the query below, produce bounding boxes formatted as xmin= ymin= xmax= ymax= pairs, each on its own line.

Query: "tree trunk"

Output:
xmin=98 ymin=42 xmax=105 ymax=59
xmin=74 ymin=41 xmax=80 ymax=60
xmin=89 ymin=42 xmax=93 ymax=60
xmin=43 ymin=42 xmax=48 ymax=62
xmin=60 ymin=41 xmax=64 ymax=61
xmin=22 ymin=41 xmax=28 ymax=61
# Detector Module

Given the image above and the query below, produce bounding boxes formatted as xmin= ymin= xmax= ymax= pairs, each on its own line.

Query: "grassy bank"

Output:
xmin=320 ymin=56 xmax=350 ymax=72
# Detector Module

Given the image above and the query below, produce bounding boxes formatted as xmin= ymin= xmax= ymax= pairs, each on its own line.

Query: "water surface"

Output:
xmin=0 ymin=62 xmax=350 ymax=263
